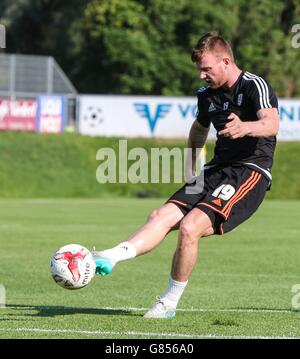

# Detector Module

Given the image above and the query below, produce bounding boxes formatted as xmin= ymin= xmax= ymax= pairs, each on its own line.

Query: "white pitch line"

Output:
xmin=199 ymin=272 xmax=300 ymax=280
xmin=0 ymin=328 xmax=299 ymax=339
xmin=4 ymin=305 xmax=298 ymax=314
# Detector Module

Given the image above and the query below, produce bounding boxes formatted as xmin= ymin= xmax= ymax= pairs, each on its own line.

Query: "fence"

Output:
xmin=0 ymin=53 xmax=77 ymax=128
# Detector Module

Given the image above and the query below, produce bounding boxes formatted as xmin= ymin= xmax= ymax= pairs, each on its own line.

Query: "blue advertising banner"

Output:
xmin=36 ymin=96 xmax=66 ymax=133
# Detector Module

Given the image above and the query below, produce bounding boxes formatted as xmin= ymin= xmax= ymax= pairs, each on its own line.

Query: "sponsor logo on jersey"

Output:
xmin=208 ymin=102 xmax=216 ymax=112
xmin=237 ymin=93 xmax=243 ymax=106
xmin=223 ymin=102 xmax=229 ymax=110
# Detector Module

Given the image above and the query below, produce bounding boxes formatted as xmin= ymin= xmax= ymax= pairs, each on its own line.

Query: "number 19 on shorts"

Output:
xmin=212 ymin=184 xmax=236 ymax=201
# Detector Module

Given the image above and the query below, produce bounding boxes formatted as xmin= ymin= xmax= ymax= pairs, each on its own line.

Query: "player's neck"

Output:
xmin=222 ymin=66 xmax=242 ymax=89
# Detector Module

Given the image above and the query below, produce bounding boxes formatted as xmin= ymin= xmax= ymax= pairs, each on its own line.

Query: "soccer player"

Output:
xmin=92 ymin=31 xmax=279 ymax=318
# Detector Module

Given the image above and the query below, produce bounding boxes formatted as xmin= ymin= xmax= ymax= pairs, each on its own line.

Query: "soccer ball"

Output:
xmin=50 ymin=244 xmax=96 ymax=290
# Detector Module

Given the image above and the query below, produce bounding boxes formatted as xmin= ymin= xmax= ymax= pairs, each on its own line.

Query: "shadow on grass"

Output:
xmin=5 ymin=304 xmax=141 ymax=317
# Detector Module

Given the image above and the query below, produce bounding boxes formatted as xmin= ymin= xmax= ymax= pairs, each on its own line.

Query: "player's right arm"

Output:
xmin=185 ymin=88 xmax=211 ymax=182
xmin=185 ymin=120 xmax=210 ymax=182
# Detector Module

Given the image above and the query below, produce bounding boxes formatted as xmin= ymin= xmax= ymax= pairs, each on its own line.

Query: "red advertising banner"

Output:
xmin=0 ymin=99 xmax=37 ymax=131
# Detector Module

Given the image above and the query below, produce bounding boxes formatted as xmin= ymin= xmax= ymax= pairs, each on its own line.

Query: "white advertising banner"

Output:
xmin=277 ymin=99 xmax=300 ymax=141
xmin=78 ymin=95 xmax=300 ymax=141
xmin=78 ymin=95 xmax=201 ymax=138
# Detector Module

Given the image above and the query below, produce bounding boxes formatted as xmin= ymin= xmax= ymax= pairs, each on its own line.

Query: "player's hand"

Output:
xmin=218 ymin=113 xmax=250 ymax=139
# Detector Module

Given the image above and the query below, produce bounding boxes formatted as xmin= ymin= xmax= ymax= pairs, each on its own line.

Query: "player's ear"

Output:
xmin=222 ymin=57 xmax=230 ymax=66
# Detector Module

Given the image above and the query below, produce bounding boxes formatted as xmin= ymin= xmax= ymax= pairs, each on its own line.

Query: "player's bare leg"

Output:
xmin=92 ymin=203 xmax=184 ymax=275
xmin=144 ymin=209 xmax=214 ymax=318
xmin=126 ymin=203 xmax=184 ymax=255
xmin=171 ymin=208 xmax=214 ymax=281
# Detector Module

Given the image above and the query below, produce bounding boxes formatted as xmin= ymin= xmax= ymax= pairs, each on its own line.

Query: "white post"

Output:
xmin=9 ymin=54 xmax=16 ymax=100
xmin=47 ymin=57 xmax=54 ymax=94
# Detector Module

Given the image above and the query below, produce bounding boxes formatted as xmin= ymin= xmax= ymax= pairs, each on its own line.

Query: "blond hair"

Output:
xmin=191 ymin=31 xmax=234 ymax=62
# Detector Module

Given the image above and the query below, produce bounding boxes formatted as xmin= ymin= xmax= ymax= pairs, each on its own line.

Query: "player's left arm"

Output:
xmin=219 ymin=108 xmax=279 ymax=139
xmin=246 ymin=108 xmax=279 ymax=137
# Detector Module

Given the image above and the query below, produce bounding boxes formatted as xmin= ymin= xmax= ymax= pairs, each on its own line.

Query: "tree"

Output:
xmin=1 ymin=0 xmax=300 ymax=97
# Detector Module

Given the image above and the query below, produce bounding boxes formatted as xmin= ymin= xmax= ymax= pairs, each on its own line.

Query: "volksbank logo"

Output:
xmin=134 ymin=103 xmax=172 ymax=133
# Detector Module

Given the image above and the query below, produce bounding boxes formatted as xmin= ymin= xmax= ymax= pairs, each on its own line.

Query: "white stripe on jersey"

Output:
xmin=245 ymin=71 xmax=272 ymax=108
xmin=243 ymin=72 xmax=272 ymax=108
xmin=243 ymin=73 xmax=266 ymax=108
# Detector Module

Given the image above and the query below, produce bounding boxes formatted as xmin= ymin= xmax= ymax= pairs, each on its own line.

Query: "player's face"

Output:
xmin=197 ymin=51 xmax=227 ymax=89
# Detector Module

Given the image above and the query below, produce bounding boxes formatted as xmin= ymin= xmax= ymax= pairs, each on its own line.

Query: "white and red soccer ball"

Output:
xmin=50 ymin=244 xmax=96 ymax=289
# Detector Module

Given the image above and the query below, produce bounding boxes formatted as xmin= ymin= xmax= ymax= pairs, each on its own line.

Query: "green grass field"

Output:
xmin=0 ymin=198 xmax=300 ymax=339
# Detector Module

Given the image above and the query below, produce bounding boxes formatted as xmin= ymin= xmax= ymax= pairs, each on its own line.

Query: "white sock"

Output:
xmin=160 ymin=277 xmax=188 ymax=309
xmin=99 ymin=241 xmax=136 ymax=265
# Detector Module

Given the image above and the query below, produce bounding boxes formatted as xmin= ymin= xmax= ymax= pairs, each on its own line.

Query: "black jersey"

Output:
xmin=196 ymin=71 xmax=278 ymax=180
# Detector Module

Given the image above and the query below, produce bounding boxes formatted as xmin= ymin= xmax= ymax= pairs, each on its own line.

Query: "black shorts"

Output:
xmin=167 ymin=165 xmax=269 ymax=235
